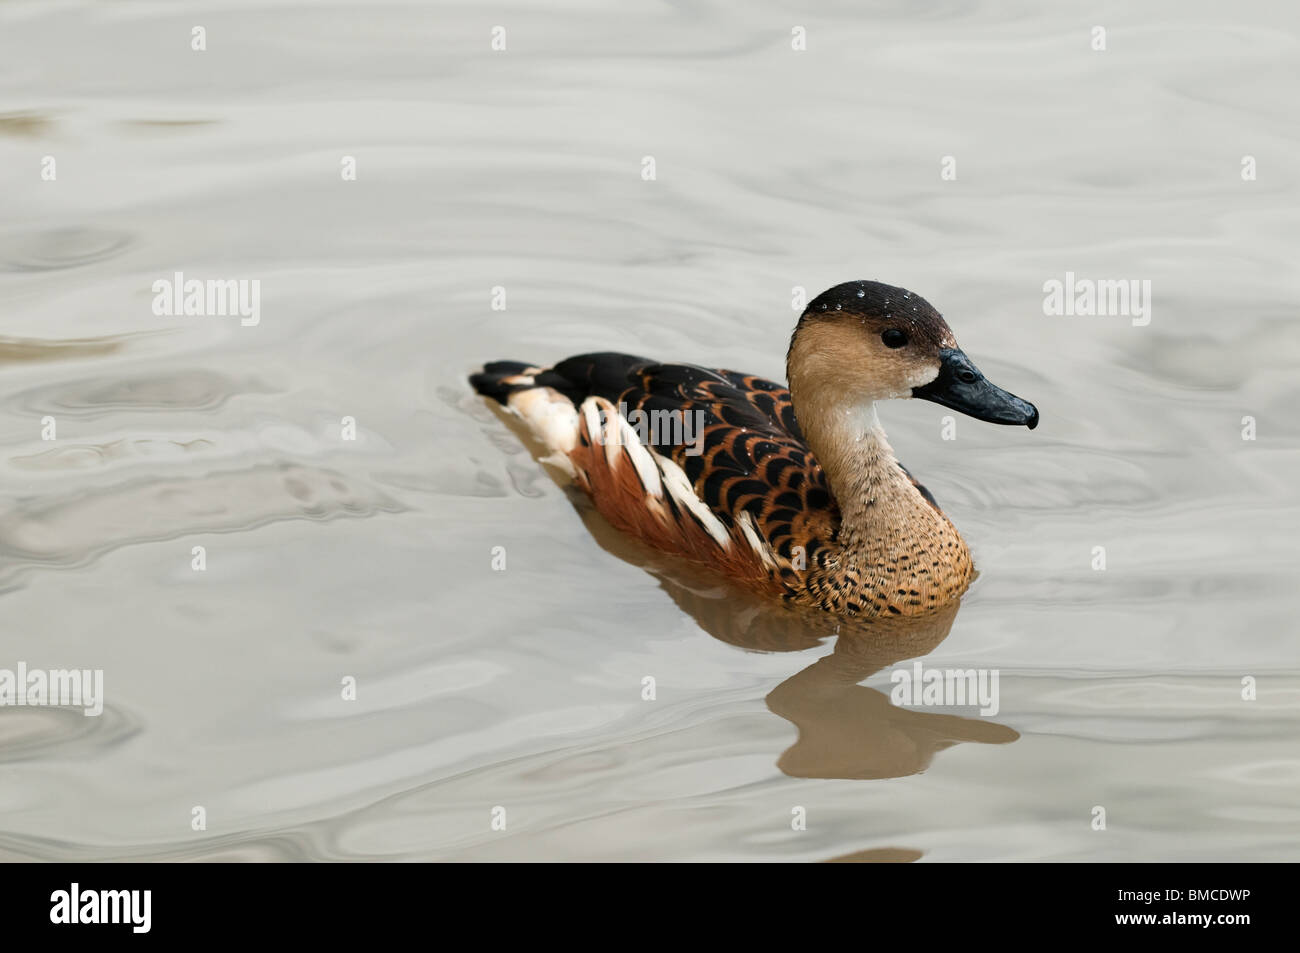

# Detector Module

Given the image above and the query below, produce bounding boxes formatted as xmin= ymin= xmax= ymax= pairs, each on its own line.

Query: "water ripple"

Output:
xmin=0 ymin=228 xmax=133 ymax=272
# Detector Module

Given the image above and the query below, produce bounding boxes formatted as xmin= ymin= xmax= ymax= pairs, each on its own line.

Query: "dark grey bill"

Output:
xmin=912 ymin=348 xmax=1039 ymax=429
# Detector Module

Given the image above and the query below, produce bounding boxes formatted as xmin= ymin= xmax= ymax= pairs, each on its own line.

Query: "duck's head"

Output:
xmin=786 ymin=280 xmax=1039 ymax=429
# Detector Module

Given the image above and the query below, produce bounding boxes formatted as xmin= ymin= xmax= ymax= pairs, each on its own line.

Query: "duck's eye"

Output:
xmin=881 ymin=329 xmax=908 ymax=349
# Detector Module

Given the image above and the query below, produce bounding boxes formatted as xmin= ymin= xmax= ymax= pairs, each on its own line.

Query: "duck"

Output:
xmin=469 ymin=280 xmax=1038 ymax=617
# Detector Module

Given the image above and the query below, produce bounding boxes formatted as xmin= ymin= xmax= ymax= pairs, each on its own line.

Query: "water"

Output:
xmin=1 ymin=0 xmax=1298 ymax=861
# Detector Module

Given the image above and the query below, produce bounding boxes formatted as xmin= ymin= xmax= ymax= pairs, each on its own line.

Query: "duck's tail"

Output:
xmin=469 ymin=360 xmax=583 ymax=474
xmin=468 ymin=360 xmax=542 ymax=405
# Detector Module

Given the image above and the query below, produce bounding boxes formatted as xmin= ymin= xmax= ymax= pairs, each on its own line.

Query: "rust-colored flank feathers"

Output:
xmin=470 ymin=280 xmax=1038 ymax=618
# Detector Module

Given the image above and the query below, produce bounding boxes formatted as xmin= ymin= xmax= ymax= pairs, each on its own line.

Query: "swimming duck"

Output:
xmin=470 ymin=280 xmax=1038 ymax=617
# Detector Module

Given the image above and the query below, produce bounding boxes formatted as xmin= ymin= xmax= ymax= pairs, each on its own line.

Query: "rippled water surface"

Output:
xmin=2 ymin=1 xmax=1298 ymax=861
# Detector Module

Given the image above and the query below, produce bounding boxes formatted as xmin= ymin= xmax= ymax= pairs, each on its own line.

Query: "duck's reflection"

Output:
xmin=574 ymin=492 xmax=1018 ymax=782
xmin=662 ymin=571 xmax=1017 ymax=781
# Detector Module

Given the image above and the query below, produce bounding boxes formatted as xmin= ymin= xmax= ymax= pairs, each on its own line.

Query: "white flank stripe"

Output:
xmin=737 ymin=511 xmax=778 ymax=570
xmin=620 ymin=429 xmax=663 ymax=499
xmin=656 ymin=454 xmax=731 ymax=548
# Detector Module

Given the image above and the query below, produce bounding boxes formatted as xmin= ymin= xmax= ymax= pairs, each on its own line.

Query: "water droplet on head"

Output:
xmin=856 ymin=289 xmax=865 ymax=298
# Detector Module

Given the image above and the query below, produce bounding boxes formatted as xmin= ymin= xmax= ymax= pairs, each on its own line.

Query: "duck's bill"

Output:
xmin=912 ymin=348 xmax=1039 ymax=429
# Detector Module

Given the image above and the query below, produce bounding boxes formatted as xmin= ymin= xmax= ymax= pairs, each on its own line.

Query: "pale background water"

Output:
xmin=1 ymin=0 xmax=1298 ymax=861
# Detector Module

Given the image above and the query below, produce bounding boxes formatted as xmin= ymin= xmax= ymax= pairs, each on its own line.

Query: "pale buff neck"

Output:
xmin=793 ymin=394 xmax=945 ymax=551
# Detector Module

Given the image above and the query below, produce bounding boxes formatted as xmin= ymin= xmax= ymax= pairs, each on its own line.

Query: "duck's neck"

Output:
xmin=798 ymin=400 xmax=944 ymax=551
